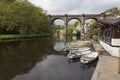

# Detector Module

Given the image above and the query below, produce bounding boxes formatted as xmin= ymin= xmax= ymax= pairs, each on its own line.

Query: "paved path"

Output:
xmin=92 ymin=42 xmax=120 ymax=80
xmin=91 ymin=55 xmax=120 ymax=80
xmin=92 ymin=41 xmax=110 ymax=56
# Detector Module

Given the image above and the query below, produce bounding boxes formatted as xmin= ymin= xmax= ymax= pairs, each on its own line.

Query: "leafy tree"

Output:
xmin=89 ymin=21 xmax=101 ymax=39
xmin=0 ymin=0 xmax=16 ymax=3
xmin=67 ymin=24 xmax=74 ymax=36
xmin=0 ymin=0 xmax=49 ymax=34
xmin=74 ymin=21 xmax=80 ymax=27
xmin=105 ymin=7 xmax=120 ymax=15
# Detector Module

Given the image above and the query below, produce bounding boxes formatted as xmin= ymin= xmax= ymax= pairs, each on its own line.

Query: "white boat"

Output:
xmin=62 ymin=45 xmax=71 ymax=52
xmin=68 ymin=41 xmax=90 ymax=48
xmin=70 ymin=47 xmax=91 ymax=53
xmin=80 ymin=52 xmax=99 ymax=64
xmin=78 ymin=47 xmax=90 ymax=52
xmin=67 ymin=50 xmax=92 ymax=59
xmin=67 ymin=52 xmax=80 ymax=59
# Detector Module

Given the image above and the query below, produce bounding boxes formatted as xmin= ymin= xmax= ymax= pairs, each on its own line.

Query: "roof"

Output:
xmin=96 ymin=18 xmax=120 ymax=28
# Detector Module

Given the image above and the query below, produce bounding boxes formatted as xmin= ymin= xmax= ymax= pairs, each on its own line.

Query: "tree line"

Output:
xmin=105 ymin=7 xmax=120 ymax=15
xmin=0 ymin=0 xmax=49 ymax=35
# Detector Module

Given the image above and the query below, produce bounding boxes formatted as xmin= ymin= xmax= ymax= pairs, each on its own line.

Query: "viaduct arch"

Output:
xmin=48 ymin=13 xmax=113 ymax=39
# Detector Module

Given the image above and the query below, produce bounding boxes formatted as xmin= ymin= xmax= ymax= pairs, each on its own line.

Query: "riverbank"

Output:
xmin=92 ymin=41 xmax=120 ymax=80
xmin=0 ymin=33 xmax=50 ymax=42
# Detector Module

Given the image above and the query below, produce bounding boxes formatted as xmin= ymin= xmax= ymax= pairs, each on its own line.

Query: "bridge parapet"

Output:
xmin=48 ymin=13 xmax=114 ymax=40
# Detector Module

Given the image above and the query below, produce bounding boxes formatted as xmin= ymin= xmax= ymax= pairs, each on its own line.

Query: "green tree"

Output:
xmin=105 ymin=7 xmax=120 ymax=15
xmin=74 ymin=21 xmax=80 ymax=27
xmin=89 ymin=21 xmax=101 ymax=39
xmin=0 ymin=0 xmax=49 ymax=34
xmin=67 ymin=24 xmax=74 ymax=36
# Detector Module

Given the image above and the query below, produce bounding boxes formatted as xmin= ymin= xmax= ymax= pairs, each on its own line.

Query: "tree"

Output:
xmin=89 ymin=21 xmax=101 ymax=39
xmin=74 ymin=21 xmax=80 ymax=27
xmin=0 ymin=0 xmax=16 ymax=3
xmin=0 ymin=0 xmax=49 ymax=34
xmin=105 ymin=7 xmax=120 ymax=15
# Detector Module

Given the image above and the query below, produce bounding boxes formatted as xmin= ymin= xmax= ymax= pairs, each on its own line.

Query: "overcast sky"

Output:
xmin=28 ymin=0 xmax=120 ymax=15
xmin=28 ymin=0 xmax=120 ymax=25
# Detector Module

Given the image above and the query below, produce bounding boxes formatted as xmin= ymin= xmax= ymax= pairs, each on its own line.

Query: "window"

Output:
xmin=114 ymin=26 xmax=120 ymax=38
xmin=102 ymin=28 xmax=111 ymax=43
xmin=107 ymin=30 xmax=111 ymax=37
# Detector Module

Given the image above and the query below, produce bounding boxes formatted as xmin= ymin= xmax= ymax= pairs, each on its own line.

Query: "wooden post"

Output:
xmin=118 ymin=48 xmax=120 ymax=74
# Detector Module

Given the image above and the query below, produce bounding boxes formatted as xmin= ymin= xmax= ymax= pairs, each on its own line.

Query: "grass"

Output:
xmin=0 ymin=33 xmax=50 ymax=42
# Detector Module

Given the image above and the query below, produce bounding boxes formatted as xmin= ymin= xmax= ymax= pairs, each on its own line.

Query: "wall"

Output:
xmin=100 ymin=40 xmax=120 ymax=57
xmin=111 ymin=39 xmax=120 ymax=46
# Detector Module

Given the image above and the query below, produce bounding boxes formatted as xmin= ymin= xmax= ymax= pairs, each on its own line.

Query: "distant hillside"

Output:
xmin=104 ymin=7 xmax=120 ymax=16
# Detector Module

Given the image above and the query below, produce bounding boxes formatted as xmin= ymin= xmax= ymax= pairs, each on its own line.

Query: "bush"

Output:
xmin=92 ymin=35 xmax=98 ymax=41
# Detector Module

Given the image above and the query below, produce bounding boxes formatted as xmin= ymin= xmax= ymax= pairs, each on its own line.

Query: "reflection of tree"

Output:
xmin=0 ymin=38 xmax=51 ymax=80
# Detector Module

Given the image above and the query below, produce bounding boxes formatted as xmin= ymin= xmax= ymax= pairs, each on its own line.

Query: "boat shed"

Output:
xmin=96 ymin=18 xmax=120 ymax=57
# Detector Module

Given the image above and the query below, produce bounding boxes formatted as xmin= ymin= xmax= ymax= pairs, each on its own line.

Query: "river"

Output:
xmin=0 ymin=37 xmax=97 ymax=80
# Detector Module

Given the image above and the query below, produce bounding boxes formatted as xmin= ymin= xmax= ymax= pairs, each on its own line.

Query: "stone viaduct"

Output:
xmin=48 ymin=13 xmax=113 ymax=39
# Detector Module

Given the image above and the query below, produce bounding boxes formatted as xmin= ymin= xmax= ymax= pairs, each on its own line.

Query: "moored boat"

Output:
xmin=67 ymin=50 xmax=92 ymax=59
xmin=80 ymin=52 xmax=99 ymax=64
xmin=62 ymin=45 xmax=71 ymax=52
xmin=78 ymin=47 xmax=91 ymax=52
xmin=67 ymin=52 xmax=80 ymax=59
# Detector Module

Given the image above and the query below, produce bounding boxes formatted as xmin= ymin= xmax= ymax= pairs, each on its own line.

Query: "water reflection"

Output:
xmin=0 ymin=38 xmax=51 ymax=80
xmin=80 ymin=59 xmax=98 ymax=70
xmin=13 ymin=55 xmax=94 ymax=80
xmin=53 ymin=42 xmax=64 ymax=51
xmin=0 ymin=37 xmax=96 ymax=80
xmin=68 ymin=58 xmax=98 ymax=70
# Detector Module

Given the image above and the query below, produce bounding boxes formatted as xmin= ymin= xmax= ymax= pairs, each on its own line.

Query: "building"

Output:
xmin=96 ymin=18 xmax=120 ymax=57
xmin=84 ymin=22 xmax=89 ymax=33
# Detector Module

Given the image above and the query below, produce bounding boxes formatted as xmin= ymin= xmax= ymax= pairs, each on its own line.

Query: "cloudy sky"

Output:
xmin=28 ymin=0 xmax=120 ymax=15
xmin=28 ymin=0 xmax=120 ymax=25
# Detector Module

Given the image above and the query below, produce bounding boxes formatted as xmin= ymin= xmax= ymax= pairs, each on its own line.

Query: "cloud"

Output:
xmin=28 ymin=0 xmax=120 ymax=25
xmin=29 ymin=0 xmax=120 ymax=15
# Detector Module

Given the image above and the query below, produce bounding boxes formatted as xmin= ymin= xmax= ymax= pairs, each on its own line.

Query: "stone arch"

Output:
xmin=48 ymin=14 xmax=112 ymax=40
xmin=67 ymin=18 xmax=82 ymax=24
xmin=67 ymin=18 xmax=82 ymax=32
xmin=84 ymin=18 xmax=98 ymax=39
xmin=49 ymin=18 xmax=65 ymax=37
xmin=50 ymin=18 xmax=65 ymax=25
xmin=84 ymin=17 xmax=98 ymax=21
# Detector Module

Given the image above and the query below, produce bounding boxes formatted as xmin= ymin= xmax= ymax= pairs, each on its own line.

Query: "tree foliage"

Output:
xmin=0 ymin=0 xmax=49 ymax=34
xmin=68 ymin=21 xmax=81 ymax=36
xmin=105 ymin=7 xmax=120 ymax=15
xmin=89 ymin=21 xmax=101 ymax=39
xmin=68 ymin=24 xmax=74 ymax=36
xmin=74 ymin=21 xmax=80 ymax=27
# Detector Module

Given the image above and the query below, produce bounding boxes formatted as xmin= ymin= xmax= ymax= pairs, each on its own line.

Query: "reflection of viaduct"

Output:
xmin=48 ymin=13 xmax=113 ymax=39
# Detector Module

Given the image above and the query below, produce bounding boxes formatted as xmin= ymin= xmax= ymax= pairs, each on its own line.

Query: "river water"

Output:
xmin=0 ymin=37 xmax=97 ymax=80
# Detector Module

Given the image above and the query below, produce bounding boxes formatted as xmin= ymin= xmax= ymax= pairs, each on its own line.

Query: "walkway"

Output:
xmin=91 ymin=55 xmax=120 ymax=80
xmin=92 ymin=41 xmax=120 ymax=80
